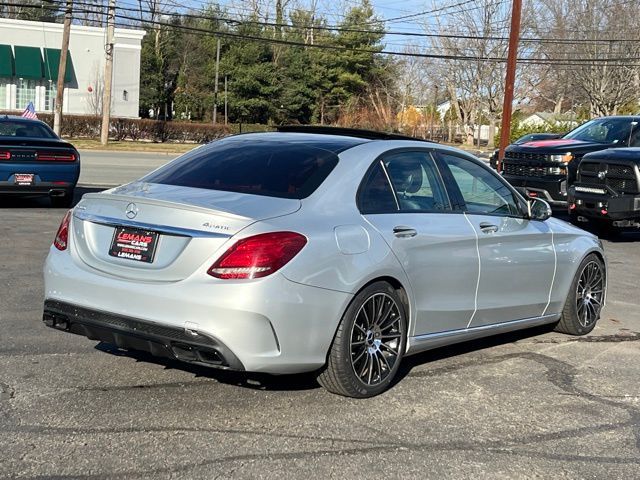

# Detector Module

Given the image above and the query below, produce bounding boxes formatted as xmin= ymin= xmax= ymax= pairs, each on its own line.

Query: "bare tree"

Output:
xmin=431 ymin=0 xmax=513 ymax=146
xmin=532 ymin=0 xmax=640 ymax=117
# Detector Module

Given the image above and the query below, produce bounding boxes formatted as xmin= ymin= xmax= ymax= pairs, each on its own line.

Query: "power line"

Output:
xmin=40 ymin=0 xmax=640 ymax=46
xmin=118 ymin=0 xmax=640 ymax=45
xmin=6 ymin=1 xmax=640 ymax=67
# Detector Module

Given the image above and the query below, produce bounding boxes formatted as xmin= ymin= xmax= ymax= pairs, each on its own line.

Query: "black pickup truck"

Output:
xmin=568 ymin=148 xmax=640 ymax=233
xmin=502 ymin=116 xmax=640 ymax=207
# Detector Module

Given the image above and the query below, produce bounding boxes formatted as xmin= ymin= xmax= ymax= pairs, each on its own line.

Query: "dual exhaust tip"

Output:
xmin=43 ymin=312 xmax=70 ymax=331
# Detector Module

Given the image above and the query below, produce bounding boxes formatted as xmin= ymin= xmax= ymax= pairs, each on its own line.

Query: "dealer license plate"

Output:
xmin=109 ymin=227 xmax=159 ymax=263
xmin=14 ymin=173 xmax=34 ymax=186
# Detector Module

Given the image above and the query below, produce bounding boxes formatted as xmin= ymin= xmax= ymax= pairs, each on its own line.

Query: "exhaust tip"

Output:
xmin=43 ymin=311 xmax=70 ymax=331
xmin=49 ymin=189 xmax=67 ymax=198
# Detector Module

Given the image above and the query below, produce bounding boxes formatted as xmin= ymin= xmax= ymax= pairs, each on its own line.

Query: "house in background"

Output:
xmin=520 ymin=111 xmax=578 ymax=129
xmin=0 ymin=18 xmax=145 ymax=118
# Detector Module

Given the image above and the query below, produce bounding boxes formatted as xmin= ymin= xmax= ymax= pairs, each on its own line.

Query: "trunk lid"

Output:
xmin=71 ymin=182 xmax=301 ymax=281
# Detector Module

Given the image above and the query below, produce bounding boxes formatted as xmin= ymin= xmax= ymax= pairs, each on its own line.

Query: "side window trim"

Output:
xmin=427 ymin=151 xmax=457 ymax=211
xmin=432 ymin=151 xmax=466 ymax=210
xmin=379 ymin=160 xmax=401 ymax=211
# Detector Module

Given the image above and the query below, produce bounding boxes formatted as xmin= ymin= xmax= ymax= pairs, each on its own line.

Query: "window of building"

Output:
xmin=15 ymin=78 xmax=37 ymax=110
xmin=0 ymin=79 xmax=8 ymax=109
xmin=44 ymin=81 xmax=56 ymax=111
xmin=122 ymin=90 xmax=128 ymax=101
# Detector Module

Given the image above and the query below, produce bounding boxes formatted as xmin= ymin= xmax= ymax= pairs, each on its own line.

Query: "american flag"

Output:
xmin=21 ymin=102 xmax=38 ymax=120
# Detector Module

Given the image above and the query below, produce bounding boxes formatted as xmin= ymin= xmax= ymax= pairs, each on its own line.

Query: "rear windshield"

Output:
xmin=0 ymin=120 xmax=56 ymax=138
xmin=143 ymin=138 xmax=339 ymax=199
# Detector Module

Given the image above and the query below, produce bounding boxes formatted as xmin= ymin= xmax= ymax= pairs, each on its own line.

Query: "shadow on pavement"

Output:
xmin=0 ymin=186 xmax=107 ymax=209
xmin=93 ymin=323 xmax=560 ymax=395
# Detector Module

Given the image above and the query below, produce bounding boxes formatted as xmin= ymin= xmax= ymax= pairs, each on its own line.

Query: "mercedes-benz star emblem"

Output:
xmin=125 ymin=202 xmax=138 ymax=219
xmin=597 ymin=171 xmax=607 ymax=180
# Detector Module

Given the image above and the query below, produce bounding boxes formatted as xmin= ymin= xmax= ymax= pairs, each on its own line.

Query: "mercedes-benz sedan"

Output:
xmin=43 ymin=127 xmax=606 ymax=398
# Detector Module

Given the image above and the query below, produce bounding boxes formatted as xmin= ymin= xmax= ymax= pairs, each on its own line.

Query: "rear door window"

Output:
xmin=143 ymin=139 xmax=339 ymax=199
xmin=382 ymin=151 xmax=450 ymax=212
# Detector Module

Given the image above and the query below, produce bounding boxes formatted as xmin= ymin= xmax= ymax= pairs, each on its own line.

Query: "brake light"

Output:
xmin=37 ymin=151 xmax=76 ymax=162
xmin=53 ymin=210 xmax=72 ymax=251
xmin=0 ymin=151 xmax=10 ymax=160
xmin=208 ymin=232 xmax=307 ymax=279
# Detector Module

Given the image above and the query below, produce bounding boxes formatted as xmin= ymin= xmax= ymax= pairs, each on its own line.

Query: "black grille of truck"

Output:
xmin=504 ymin=152 xmax=548 ymax=162
xmin=579 ymin=161 xmax=639 ymax=194
xmin=503 ymin=163 xmax=547 ymax=177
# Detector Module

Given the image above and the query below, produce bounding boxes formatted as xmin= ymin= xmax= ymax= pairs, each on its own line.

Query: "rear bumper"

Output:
xmin=569 ymin=184 xmax=640 ymax=222
xmin=43 ymin=299 xmax=245 ymax=370
xmin=0 ymin=181 xmax=74 ymax=196
xmin=43 ymin=244 xmax=353 ymax=374
xmin=0 ymin=162 xmax=79 ymax=196
xmin=503 ymin=174 xmax=568 ymax=206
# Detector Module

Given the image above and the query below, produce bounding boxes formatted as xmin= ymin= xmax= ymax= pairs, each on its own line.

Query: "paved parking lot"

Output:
xmin=1 ymin=190 xmax=639 ymax=479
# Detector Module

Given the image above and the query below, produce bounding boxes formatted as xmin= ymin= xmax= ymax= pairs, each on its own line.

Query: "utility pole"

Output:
xmin=212 ymin=38 xmax=220 ymax=124
xmin=224 ymin=75 xmax=228 ymax=126
xmin=497 ymin=0 xmax=522 ymax=173
xmin=53 ymin=0 xmax=72 ymax=136
xmin=100 ymin=0 xmax=116 ymax=145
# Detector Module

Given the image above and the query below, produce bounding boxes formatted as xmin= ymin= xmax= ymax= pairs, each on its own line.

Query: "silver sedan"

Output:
xmin=43 ymin=128 xmax=606 ymax=398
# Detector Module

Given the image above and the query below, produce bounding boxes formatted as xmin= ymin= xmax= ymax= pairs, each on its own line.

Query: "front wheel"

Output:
xmin=317 ymin=281 xmax=407 ymax=398
xmin=555 ymin=253 xmax=606 ymax=335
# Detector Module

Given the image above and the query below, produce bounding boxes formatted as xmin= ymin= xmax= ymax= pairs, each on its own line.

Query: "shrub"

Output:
xmin=0 ymin=112 xmax=231 ymax=143
xmin=494 ymin=121 xmax=574 ymax=146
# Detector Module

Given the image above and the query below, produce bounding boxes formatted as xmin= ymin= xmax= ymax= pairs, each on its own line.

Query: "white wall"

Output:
xmin=0 ymin=18 xmax=145 ymax=118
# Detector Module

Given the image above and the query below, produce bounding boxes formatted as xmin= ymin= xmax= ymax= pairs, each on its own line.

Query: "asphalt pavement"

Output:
xmin=1 ymin=188 xmax=639 ymax=478
xmin=78 ymin=150 xmax=180 ymax=186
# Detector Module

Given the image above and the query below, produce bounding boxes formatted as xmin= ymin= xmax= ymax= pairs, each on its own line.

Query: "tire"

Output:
xmin=554 ymin=253 xmax=606 ymax=335
xmin=317 ymin=281 xmax=407 ymax=398
xmin=51 ymin=190 xmax=74 ymax=208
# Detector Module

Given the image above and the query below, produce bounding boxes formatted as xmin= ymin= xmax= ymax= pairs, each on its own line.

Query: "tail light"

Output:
xmin=208 ymin=232 xmax=307 ymax=279
xmin=0 ymin=151 xmax=10 ymax=160
xmin=37 ymin=151 xmax=76 ymax=162
xmin=53 ymin=210 xmax=72 ymax=251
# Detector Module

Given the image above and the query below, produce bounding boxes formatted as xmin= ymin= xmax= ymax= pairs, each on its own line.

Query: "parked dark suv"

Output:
xmin=568 ymin=148 xmax=640 ymax=233
xmin=502 ymin=116 xmax=640 ymax=207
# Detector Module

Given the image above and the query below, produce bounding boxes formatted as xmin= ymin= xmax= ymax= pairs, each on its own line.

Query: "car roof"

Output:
xmin=0 ymin=115 xmax=51 ymax=127
xmin=276 ymin=125 xmax=433 ymax=142
xmin=591 ymin=115 xmax=640 ymax=120
xmin=223 ymin=127 xmax=433 ymax=155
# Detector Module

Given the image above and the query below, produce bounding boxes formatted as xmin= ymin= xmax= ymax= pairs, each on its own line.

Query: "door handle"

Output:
xmin=393 ymin=226 xmax=417 ymax=238
xmin=479 ymin=222 xmax=499 ymax=234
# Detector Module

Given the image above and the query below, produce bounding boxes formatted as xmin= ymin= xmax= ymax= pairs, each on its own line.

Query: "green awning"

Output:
xmin=14 ymin=46 xmax=43 ymax=79
xmin=43 ymin=48 xmax=74 ymax=83
xmin=0 ymin=44 xmax=14 ymax=77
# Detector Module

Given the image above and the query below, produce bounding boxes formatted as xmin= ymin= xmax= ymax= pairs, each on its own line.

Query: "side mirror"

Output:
xmin=528 ymin=198 xmax=552 ymax=221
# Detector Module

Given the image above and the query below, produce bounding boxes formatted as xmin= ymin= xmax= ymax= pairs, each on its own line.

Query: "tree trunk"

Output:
xmin=487 ymin=118 xmax=497 ymax=149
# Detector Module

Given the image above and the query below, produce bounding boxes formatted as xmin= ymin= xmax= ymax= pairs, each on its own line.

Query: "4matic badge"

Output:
xmin=202 ymin=221 xmax=230 ymax=231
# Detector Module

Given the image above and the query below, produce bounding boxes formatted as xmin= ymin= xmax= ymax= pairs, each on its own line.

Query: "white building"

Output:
xmin=520 ymin=112 xmax=578 ymax=129
xmin=0 ymin=18 xmax=145 ymax=118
